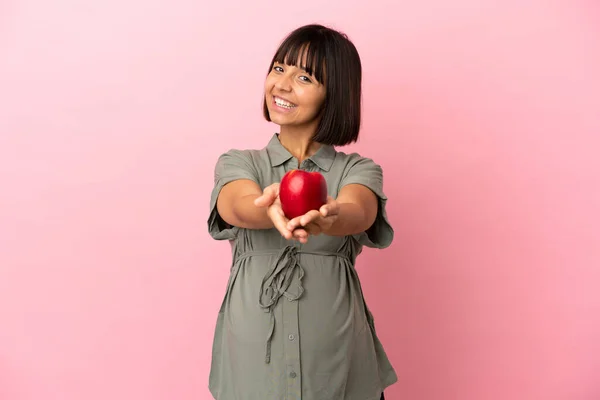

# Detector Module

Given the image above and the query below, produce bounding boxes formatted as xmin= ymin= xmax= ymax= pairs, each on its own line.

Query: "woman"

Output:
xmin=208 ymin=24 xmax=396 ymax=400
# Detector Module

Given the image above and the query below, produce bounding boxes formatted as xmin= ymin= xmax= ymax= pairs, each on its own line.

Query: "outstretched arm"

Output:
xmin=217 ymin=180 xmax=309 ymax=242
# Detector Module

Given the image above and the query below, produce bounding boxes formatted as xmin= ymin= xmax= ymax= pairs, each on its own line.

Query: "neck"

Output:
xmin=278 ymin=125 xmax=322 ymax=164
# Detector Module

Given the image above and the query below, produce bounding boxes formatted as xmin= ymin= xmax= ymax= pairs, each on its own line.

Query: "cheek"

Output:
xmin=310 ymin=93 xmax=326 ymax=112
xmin=264 ymin=77 xmax=275 ymax=93
xmin=296 ymin=88 xmax=319 ymax=109
xmin=316 ymin=94 xmax=326 ymax=109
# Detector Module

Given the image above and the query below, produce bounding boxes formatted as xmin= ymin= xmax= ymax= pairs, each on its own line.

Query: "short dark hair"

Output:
xmin=263 ymin=24 xmax=362 ymax=147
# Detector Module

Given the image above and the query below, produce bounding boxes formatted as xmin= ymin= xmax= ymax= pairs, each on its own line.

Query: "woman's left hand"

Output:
xmin=286 ymin=196 xmax=339 ymax=237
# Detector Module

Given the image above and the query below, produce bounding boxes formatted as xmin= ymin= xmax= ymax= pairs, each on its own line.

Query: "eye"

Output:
xmin=299 ymin=75 xmax=312 ymax=83
xmin=273 ymin=65 xmax=284 ymax=73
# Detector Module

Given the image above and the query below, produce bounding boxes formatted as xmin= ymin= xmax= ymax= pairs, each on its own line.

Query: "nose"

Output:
xmin=274 ymin=73 xmax=292 ymax=91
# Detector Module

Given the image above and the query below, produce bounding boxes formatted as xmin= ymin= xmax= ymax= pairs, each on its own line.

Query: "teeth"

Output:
xmin=275 ymin=97 xmax=295 ymax=108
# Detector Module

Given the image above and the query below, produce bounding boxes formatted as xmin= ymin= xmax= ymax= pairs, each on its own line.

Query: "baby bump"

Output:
xmin=223 ymin=252 xmax=368 ymax=348
xmin=224 ymin=256 xmax=275 ymax=343
xmin=297 ymin=255 xmax=368 ymax=353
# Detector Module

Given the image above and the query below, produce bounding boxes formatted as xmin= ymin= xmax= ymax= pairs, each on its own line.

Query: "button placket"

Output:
xmin=282 ymin=280 xmax=301 ymax=399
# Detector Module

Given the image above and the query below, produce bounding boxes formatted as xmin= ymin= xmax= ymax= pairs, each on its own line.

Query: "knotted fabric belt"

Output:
xmin=236 ymin=246 xmax=351 ymax=364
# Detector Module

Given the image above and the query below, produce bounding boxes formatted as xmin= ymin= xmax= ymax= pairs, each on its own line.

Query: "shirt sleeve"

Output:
xmin=207 ymin=149 xmax=260 ymax=240
xmin=339 ymin=156 xmax=394 ymax=249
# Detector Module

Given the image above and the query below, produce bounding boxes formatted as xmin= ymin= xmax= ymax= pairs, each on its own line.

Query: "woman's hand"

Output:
xmin=286 ymin=196 xmax=339 ymax=237
xmin=254 ymin=183 xmax=309 ymax=243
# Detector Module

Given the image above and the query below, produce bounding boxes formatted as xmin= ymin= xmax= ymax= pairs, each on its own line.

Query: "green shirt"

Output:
xmin=208 ymin=134 xmax=397 ymax=400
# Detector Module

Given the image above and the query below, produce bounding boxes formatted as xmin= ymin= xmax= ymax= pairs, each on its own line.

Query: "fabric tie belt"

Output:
xmin=237 ymin=246 xmax=351 ymax=364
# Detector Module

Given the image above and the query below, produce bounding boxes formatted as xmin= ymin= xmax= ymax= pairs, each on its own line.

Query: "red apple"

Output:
xmin=279 ymin=169 xmax=328 ymax=220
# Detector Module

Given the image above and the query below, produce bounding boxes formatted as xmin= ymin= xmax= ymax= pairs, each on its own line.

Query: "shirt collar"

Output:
xmin=266 ymin=133 xmax=335 ymax=172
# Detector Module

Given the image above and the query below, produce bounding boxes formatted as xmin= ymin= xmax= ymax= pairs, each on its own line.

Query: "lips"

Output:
xmin=273 ymin=96 xmax=297 ymax=109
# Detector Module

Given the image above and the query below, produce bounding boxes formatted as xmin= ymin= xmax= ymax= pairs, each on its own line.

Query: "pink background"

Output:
xmin=1 ymin=0 xmax=599 ymax=399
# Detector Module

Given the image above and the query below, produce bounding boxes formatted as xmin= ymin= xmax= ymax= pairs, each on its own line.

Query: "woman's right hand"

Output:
xmin=254 ymin=183 xmax=309 ymax=243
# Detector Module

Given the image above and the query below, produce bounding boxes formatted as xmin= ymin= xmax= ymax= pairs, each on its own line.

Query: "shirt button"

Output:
xmin=289 ymin=371 xmax=297 ymax=378
xmin=288 ymin=334 xmax=295 ymax=341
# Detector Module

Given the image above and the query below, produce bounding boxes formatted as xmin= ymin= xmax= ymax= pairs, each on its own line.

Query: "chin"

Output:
xmin=268 ymin=111 xmax=292 ymax=126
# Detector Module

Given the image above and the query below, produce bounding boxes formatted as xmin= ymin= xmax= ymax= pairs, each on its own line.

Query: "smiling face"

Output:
xmin=264 ymin=49 xmax=327 ymax=131
xmin=262 ymin=24 xmax=363 ymax=146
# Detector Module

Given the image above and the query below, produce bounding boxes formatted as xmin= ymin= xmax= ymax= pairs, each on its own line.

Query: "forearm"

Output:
xmin=231 ymin=194 xmax=275 ymax=230
xmin=323 ymin=202 xmax=372 ymax=237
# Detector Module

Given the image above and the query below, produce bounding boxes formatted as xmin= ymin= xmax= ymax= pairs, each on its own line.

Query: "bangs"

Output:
xmin=272 ymin=39 xmax=327 ymax=83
